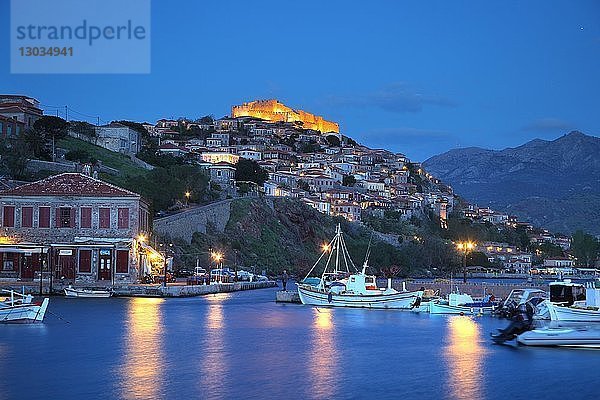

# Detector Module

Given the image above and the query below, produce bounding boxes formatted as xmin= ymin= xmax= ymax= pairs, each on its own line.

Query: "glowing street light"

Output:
xmin=137 ymin=234 xmax=147 ymax=243
xmin=456 ymin=241 xmax=476 ymax=283
xmin=184 ymin=191 xmax=191 ymax=206
xmin=322 ymin=243 xmax=331 ymax=253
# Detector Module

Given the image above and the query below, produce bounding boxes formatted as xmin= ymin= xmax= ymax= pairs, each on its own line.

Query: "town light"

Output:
xmin=137 ymin=234 xmax=147 ymax=243
xmin=185 ymin=191 xmax=191 ymax=198
xmin=322 ymin=243 xmax=331 ymax=252
xmin=211 ymin=251 xmax=223 ymax=262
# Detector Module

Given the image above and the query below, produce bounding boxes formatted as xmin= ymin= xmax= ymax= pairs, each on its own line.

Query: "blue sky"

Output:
xmin=1 ymin=0 xmax=599 ymax=161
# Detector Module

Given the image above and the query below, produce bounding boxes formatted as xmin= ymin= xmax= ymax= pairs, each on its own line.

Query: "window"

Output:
xmin=39 ymin=206 xmax=50 ymax=228
xmin=6 ymin=125 xmax=12 ymax=137
xmin=116 ymin=250 xmax=129 ymax=273
xmin=57 ymin=207 xmax=74 ymax=228
xmin=78 ymin=250 xmax=92 ymax=273
xmin=117 ymin=208 xmax=129 ymax=229
xmin=2 ymin=206 xmax=15 ymax=227
xmin=80 ymin=207 xmax=92 ymax=228
xmin=21 ymin=207 xmax=33 ymax=228
xmin=99 ymin=208 xmax=111 ymax=228
xmin=2 ymin=253 xmax=15 ymax=271
xmin=0 ymin=122 xmax=3 ymax=134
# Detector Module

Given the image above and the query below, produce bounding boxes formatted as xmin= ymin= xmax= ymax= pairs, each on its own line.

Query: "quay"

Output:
xmin=0 ymin=280 xmax=277 ymax=297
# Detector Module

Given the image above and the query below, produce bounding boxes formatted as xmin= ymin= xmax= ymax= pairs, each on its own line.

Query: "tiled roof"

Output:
xmin=0 ymin=173 xmax=140 ymax=198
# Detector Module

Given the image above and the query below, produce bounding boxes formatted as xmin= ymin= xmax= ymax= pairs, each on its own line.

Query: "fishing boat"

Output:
xmin=64 ymin=285 xmax=112 ymax=298
xmin=517 ymin=326 xmax=600 ymax=347
xmin=429 ymin=292 xmax=495 ymax=315
xmin=297 ymin=224 xmax=423 ymax=309
xmin=0 ymin=290 xmax=49 ymax=323
xmin=536 ymin=280 xmax=600 ymax=322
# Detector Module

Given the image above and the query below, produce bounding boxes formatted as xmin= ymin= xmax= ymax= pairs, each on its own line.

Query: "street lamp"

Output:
xmin=185 ymin=191 xmax=191 ymax=207
xmin=322 ymin=243 xmax=331 ymax=253
xmin=456 ymin=241 xmax=476 ymax=283
xmin=211 ymin=251 xmax=224 ymax=282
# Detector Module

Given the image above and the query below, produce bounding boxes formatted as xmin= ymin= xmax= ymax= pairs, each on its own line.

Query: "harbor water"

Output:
xmin=1 ymin=287 xmax=598 ymax=400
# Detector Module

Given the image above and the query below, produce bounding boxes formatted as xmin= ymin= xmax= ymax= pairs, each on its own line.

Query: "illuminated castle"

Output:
xmin=231 ymin=99 xmax=339 ymax=133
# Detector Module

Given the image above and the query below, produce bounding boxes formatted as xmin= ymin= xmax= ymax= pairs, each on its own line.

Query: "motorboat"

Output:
xmin=64 ymin=285 xmax=112 ymax=298
xmin=536 ymin=280 xmax=600 ymax=322
xmin=429 ymin=292 xmax=495 ymax=315
xmin=0 ymin=290 xmax=49 ymax=323
xmin=495 ymin=288 xmax=548 ymax=319
xmin=517 ymin=325 xmax=600 ymax=347
xmin=297 ymin=224 xmax=423 ymax=309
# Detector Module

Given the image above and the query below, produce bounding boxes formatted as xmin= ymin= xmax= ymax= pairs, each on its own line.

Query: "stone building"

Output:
xmin=0 ymin=95 xmax=43 ymax=129
xmin=0 ymin=173 xmax=150 ymax=283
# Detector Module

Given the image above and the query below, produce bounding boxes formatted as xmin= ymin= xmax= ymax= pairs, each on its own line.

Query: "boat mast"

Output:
xmin=361 ymin=234 xmax=373 ymax=274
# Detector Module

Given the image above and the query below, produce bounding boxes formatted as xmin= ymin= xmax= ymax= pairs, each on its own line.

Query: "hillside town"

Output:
xmin=0 ymin=94 xmax=596 ymax=285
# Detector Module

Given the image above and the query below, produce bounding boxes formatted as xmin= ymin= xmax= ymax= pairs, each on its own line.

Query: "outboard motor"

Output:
xmin=491 ymin=301 xmax=535 ymax=344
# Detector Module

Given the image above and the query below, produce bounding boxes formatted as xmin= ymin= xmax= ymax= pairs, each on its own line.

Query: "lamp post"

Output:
xmin=456 ymin=241 xmax=476 ymax=283
xmin=211 ymin=251 xmax=223 ymax=282
xmin=185 ymin=191 xmax=191 ymax=207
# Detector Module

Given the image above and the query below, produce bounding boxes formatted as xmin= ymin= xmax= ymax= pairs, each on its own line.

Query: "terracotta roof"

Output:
xmin=0 ymin=173 xmax=140 ymax=198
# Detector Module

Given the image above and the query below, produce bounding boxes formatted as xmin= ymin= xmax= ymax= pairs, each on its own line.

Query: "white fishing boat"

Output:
xmin=536 ymin=280 xmax=600 ymax=322
xmin=517 ymin=326 xmax=600 ymax=347
xmin=0 ymin=290 xmax=49 ymax=323
xmin=429 ymin=292 xmax=495 ymax=315
xmin=64 ymin=285 xmax=112 ymax=298
xmin=297 ymin=224 xmax=423 ymax=309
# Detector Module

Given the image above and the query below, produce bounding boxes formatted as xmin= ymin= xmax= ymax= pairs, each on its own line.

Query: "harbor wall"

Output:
xmin=403 ymin=280 xmax=548 ymax=299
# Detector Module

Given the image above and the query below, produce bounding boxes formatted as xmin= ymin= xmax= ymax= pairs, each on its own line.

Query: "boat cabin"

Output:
xmin=549 ymin=281 xmax=586 ymax=306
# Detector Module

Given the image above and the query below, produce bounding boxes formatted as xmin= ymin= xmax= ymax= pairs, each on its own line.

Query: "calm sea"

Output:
xmin=1 ymin=287 xmax=597 ymax=400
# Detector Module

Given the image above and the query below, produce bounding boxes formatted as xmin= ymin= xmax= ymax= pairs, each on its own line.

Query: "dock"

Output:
xmin=0 ymin=280 xmax=277 ymax=297
xmin=276 ymin=290 xmax=301 ymax=303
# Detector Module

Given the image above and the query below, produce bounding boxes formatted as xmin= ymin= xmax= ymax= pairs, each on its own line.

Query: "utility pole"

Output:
xmin=65 ymin=105 xmax=68 ymax=122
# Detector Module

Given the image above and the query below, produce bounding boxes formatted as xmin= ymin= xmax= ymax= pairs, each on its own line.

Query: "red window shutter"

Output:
xmin=78 ymin=250 xmax=92 ymax=273
xmin=116 ymin=250 xmax=129 ymax=273
xmin=39 ymin=207 xmax=50 ymax=228
xmin=81 ymin=207 xmax=92 ymax=228
xmin=2 ymin=206 xmax=15 ymax=227
xmin=118 ymin=208 xmax=129 ymax=229
xmin=99 ymin=208 xmax=110 ymax=229
xmin=21 ymin=207 xmax=33 ymax=228
xmin=55 ymin=208 xmax=60 ymax=228
xmin=70 ymin=208 xmax=76 ymax=228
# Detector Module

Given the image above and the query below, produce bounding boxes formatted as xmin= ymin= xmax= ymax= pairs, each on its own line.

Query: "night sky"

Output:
xmin=2 ymin=0 xmax=599 ymax=161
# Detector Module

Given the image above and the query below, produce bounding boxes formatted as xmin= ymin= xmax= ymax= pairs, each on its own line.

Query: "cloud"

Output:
xmin=522 ymin=118 xmax=573 ymax=133
xmin=324 ymin=83 xmax=457 ymax=114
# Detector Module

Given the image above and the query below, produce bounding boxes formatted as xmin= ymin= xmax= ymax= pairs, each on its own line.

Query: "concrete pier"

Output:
xmin=276 ymin=290 xmax=301 ymax=303
xmin=0 ymin=280 xmax=277 ymax=297
xmin=114 ymin=281 xmax=277 ymax=297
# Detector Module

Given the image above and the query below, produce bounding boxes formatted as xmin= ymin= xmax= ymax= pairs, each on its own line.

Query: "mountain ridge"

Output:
xmin=423 ymin=131 xmax=600 ymax=235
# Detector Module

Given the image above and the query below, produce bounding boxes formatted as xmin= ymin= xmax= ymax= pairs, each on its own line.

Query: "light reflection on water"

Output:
xmin=309 ymin=308 xmax=339 ymax=399
xmin=199 ymin=293 xmax=231 ymax=399
xmin=120 ymin=297 xmax=165 ymax=400
xmin=444 ymin=316 xmax=487 ymax=400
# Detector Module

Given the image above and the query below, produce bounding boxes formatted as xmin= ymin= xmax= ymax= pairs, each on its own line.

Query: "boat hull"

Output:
xmin=429 ymin=302 xmax=494 ymax=315
xmin=517 ymin=327 xmax=600 ymax=347
xmin=64 ymin=288 xmax=111 ymax=298
xmin=0 ymin=298 xmax=49 ymax=323
xmin=546 ymin=302 xmax=600 ymax=322
xmin=297 ymin=285 xmax=421 ymax=309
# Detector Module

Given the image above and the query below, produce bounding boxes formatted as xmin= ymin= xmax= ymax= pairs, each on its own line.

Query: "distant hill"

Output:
xmin=423 ymin=131 xmax=600 ymax=235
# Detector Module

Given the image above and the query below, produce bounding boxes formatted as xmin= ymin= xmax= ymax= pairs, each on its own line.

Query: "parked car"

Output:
xmin=236 ymin=270 xmax=254 ymax=281
xmin=175 ymin=268 xmax=193 ymax=278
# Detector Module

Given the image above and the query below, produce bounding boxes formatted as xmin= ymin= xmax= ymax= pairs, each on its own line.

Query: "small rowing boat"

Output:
xmin=64 ymin=286 xmax=112 ymax=298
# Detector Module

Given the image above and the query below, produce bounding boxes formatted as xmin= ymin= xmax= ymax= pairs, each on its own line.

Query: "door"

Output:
xmin=57 ymin=254 xmax=76 ymax=280
xmin=21 ymin=254 xmax=38 ymax=280
xmin=98 ymin=251 xmax=112 ymax=281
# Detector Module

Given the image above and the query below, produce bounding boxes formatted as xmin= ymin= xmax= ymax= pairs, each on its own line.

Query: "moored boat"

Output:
xmin=64 ymin=286 xmax=112 ymax=298
xmin=297 ymin=225 xmax=422 ymax=309
xmin=429 ymin=293 xmax=495 ymax=315
xmin=517 ymin=326 xmax=600 ymax=347
xmin=0 ymin=290 xmax=49 ymax=323
xmin=536 ymin=280 xmax=600 ymax=322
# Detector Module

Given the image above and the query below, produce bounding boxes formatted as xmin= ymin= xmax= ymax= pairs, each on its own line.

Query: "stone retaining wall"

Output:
xmin=152 ymin=199 xmax=233 ymax=243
